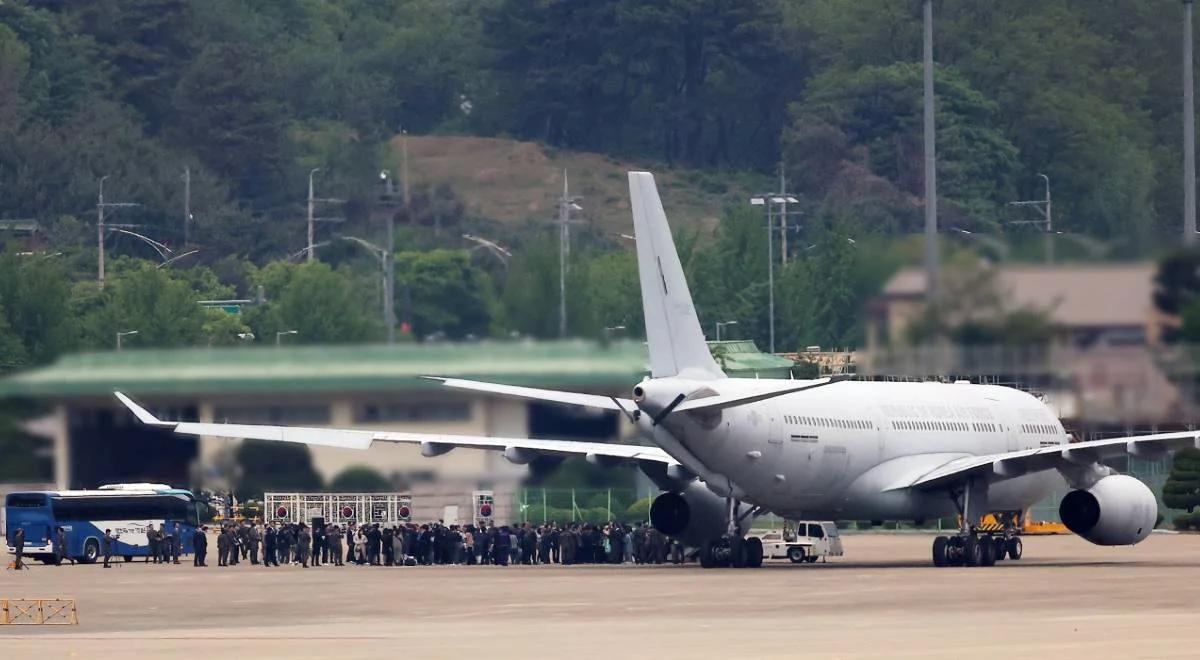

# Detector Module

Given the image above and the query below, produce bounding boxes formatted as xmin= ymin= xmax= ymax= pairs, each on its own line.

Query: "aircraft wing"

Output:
xmin=422 ymin=377 xmax=634 ymax=412
xmin=114 ymin=392 xmax=677 ymax=465
xmin=890 ymin=431 xmax=1200 ymax=491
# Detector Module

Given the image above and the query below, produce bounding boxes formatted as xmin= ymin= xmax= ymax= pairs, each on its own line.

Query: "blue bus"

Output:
xmin=5 ymin=483 xmax=202 ymax=563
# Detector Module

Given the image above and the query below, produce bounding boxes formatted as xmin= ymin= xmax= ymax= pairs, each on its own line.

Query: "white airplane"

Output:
xmin=117 ymin=172 xmax=1200 ymax=569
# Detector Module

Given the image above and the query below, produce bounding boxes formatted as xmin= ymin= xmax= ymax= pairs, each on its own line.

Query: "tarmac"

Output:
xmin=2 ymin=533 xmax=1199 ymax=659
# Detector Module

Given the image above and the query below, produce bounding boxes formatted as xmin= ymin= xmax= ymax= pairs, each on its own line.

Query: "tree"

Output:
xmin=394 ymin=249 xmax=497 ymax=339
xmin=1163 ymin=447 xmax=1200 ymax=513
xmin=328 ymin=465 xmax=391 ymax=493
xmin=249 ymin=261 xmax=382 ymax=344
xmin=79 ymin=259 xmax=217 ymax=349
xmin=0 ymin=252 xmax=75 ymax=364
xmin=234 ymin=439 xmax=322 ymax=501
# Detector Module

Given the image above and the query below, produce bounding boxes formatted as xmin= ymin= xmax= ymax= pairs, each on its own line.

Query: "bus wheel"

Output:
xmin=81 ymin=539 xmax=99 ymax=564
xmin=123 ymin=555 xmax=133 ymax=563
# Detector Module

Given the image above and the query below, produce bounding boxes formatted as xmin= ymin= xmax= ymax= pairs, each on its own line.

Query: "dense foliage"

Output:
xmin=2 ymin=0 xmax=1199 ymax=366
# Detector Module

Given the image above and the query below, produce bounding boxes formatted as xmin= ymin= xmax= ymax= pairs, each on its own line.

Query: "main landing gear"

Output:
xmin=698 ymin=497 xmax=764 ymax=569
xmin=931 ymin=533 xmax=1022 ymax=567
xmin=930 ymin=480 xmax=1024 ymax=568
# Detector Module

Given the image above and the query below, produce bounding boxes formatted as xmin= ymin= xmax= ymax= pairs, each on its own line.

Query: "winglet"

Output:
xmin=114 ymin=392 xmax=174 ymax=427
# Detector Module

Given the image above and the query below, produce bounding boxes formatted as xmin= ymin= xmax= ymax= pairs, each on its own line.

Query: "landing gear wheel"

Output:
xmin=932 ymin=536 xmax=949 ymax=567
xmin=81 ymin=539 xmax=99 ymax=564
xmin=979 ymin=537 xmax=996 ymax=567
xmin=1006 ymin=536 xmax=1022 ymax=560
xmin=947 ymin=536 xmax=964 ymax=566
xmin=993 ymin=539 xmax=1007 ymax=561
xmin=962 ymin=536 xmax=981 ymax=567
xmin=745 ymin=537 xmax=764 ymax=568
xmin=730 ymin=536 xmax=747 ymax=568
xmin=123 ymin=555 xmax=133 ymax=563
xmin=787 ymin=546 xmax=806 ymax=564
xmin=700 ymin=541 xmax=717 ymax=569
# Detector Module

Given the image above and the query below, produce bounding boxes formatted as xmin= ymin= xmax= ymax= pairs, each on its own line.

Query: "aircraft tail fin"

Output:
xmin=629 ymin=172 xmax=724 ymax=380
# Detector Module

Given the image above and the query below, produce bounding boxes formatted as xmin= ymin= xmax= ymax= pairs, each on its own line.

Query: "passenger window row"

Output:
xmin=891 ymin=419 xmax=988 ymax=432
xmin=783 ymin=415 xmax=874 ymax=430
xmin=1021 ymin=423 xmax=1058 ymax=435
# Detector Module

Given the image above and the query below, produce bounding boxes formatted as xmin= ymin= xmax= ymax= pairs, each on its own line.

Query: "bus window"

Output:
xmin=807 ymin=523 xmax=824 ymax=538
xmin=5 ymin=493 xmax=47 ymax=508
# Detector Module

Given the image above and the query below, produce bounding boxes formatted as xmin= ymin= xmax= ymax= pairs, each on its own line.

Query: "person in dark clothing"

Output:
xmin=193 ymin=527 xmax=208 ymax=566
xmin=492 ymin=526 xmax=510 ymax=566
xmin=520 ymin=525 xmax=536 ymax=565
xmin=345 ymin=524 xmax=356 ymax=564
xmin=549 ymin=524 xmax=560 ymax=563
xmin=170 ymin=522 xmax=182 ymax=564
xmin=216 ymin=528 xmax=230 ymax=567
xmin=11 ymin=528 xmax=25 ymax=569
xmin=382 ymin=526 xmax=395 ymax=566
xmin=102 ymin=529 xmax=115 ymax=568
xmin=263 ymin=525 xmax=277 ymax=567
xmin=367 ymin=524 xmax=382 ymax=566
xmin=311 ymin=524 xmax=324 ymax=567
xmin=297 ymin=524 xmax=311 ymax=568
xmin=147 ymin=526 xmax=159 ymax=564
xmin=54 ymin=526 xmax=71 ymax=565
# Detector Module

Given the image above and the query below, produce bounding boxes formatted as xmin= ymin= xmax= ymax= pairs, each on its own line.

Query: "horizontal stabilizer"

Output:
xmin=675 ymin=376 xmax=847 ymax=415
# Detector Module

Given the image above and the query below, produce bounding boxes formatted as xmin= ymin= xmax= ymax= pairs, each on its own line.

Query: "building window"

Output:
xmin=355 ymin=401 xmax=471 ymax=424
xmin=214 ymin=405 xmax=330 ymax=425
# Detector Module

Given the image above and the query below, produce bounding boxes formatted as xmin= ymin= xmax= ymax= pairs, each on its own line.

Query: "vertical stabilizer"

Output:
xmin=629 ymin=172 xmax=724 ymax=380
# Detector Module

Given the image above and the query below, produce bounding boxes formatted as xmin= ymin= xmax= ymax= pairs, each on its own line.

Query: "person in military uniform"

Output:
xmin=263 ymin=524 xmax=277 ymax=567
xmin=327 ymin=525 xmax=343 ymax=566
xmin=170 ymin=521 xmax=182 ymax=564
xmin=248 ymin=523 xmax=261 ymax=565
xmin=297 ymin=523 xmax=311 ymax=568
xmin=193 ymin=526 xmax=208 ymax=566
xmin=147 ymin=525 xmax=160 ymax=563
xmin=160 ymin=523 xmax=174 ymax=564
xmin=216 ymin=526 xmax=230 ymax=566
xmin=102 ymin=529 xmax=115 ymax=568
xmin=311 ymin=522 xmax=324 ymax=567
xmin=11 ymin=528 xmax=25 ymax=569
xmin=54 ymin=526 xmax=70 ymax=565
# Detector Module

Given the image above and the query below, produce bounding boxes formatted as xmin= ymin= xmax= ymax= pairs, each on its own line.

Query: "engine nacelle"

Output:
xmin=1059 ymin=474 xmax=1157 ymax=546
xmin=649 ymin=481 xmax=750 ymax=547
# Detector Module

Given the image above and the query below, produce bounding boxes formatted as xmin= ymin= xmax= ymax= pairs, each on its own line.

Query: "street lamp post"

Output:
xmin=715 ymin=320 xmax=738 ymax=342
xmin=307 ymin=168 xmax=321 ymax=263
xmin=749 ymin=194 xmax=797 ymax=354
xmin=116 ymin=330 xmax=139 ymax=351
xmin=276 ymin=330 xmax=298 ymax=346
xmin=1185 ymin=0 xmax=1197 ymax=244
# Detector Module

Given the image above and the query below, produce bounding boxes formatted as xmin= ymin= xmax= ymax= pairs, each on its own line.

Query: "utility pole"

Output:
xmin=557 ymin=170 xmax=582 ymax=338
xmin=923 ymin=0 xmax=940 ymax=302
xmin=1185 ymin=0 xmax=1197 ymax=245
xmin=182 ymin=166 xmax=191 ymax=246
xmin=779 ymin=163 xmax=789 ymax=265
xmin=1008 ymin=174 xmax=1053 ymax=262
xmin=96 ymin=176 xmax=138 ymax=289
xmin=767 ymin=199 xmax=775 ymax=353
xmin=307 ymin=168 xmax=320 ymax=263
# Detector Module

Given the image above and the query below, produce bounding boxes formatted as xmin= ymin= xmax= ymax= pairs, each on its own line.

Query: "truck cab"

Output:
xmin=755 ymin=521 xmax=844 ymax=564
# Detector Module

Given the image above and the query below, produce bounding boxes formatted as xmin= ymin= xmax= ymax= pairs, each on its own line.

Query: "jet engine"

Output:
xmin=1059 ymin=474 xmax=1157 ymax=546
xmin=650 ymin=481 xmax=751 ymax=547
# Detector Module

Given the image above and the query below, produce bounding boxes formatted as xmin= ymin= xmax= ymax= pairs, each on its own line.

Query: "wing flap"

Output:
xmin=897 ymin=431 xmax=1200 ymax=491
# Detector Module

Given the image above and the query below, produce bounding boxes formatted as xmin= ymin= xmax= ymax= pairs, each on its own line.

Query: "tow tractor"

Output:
xmin=754 ymin=521 xmax=844 ymax=564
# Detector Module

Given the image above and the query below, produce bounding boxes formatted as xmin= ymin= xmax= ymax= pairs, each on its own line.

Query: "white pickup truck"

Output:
xmin=755 ymin=521 xmax=844 ymax=564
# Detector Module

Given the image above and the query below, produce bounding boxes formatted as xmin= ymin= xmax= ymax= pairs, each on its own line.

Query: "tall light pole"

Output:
xmin=339 ymin=235 xmax=393 ymax=342
xmin=1185 ymin=0 xmax=1197 ymax=245
xmin=307 ymin=168 xmax=320 ymax=263
xmin=750 ymin=194 xmax=797 ymax=354
xmin=116 ymin=330 xmax=138 ymax=351
xmin=276 ymin=330 xmax=298 ymax=346
xmin=557 ymin=170 xmax=583 ymax=338
xmin=182 ymin=166 xmax=192 ymax=246
xmin=923 ymin=0 xmax=940 ymax=302
xmin=715 ymin=320 xmax=738 ymax=342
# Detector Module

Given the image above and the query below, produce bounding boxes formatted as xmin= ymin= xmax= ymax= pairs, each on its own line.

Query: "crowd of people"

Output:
xmin=194 ymin=520 xmax=685 ymax=568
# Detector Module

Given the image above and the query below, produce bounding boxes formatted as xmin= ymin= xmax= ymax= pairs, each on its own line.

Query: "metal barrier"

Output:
xmin=0 ymin=598 xmax=78 ymax=625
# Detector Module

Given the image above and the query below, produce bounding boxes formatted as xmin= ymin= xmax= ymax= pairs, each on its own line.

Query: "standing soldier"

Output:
xmin=54 ymin=526 xmax=69 ymax=565
xmin=263 ymin=524 xmax=277 ymax=567
xmin=193 ymin=526 xmax=208 ymax=566
xmin=216 ymin=526 xmax=230 ymax=567
xmin=102 ymin=529 xmax=115 ymax=568
xmin=11 ymin=528 xmax=25 ymax=569
xmin=296 ymin=523 xmax=311 ymax=568
xmin=170 ymin=521 xmax=182 ymax=564
xmin=160 ymin=524 xmax=173 ymax=564
xmin=147 ymin=525 xmax=160 ymax=563
xmin=248 ymin=523 xmax=261 ymax=565
xmin=328 ymin=525 xmax=343 ymax=566
xmin=311 ymin=523 xmax=324 ymax=567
